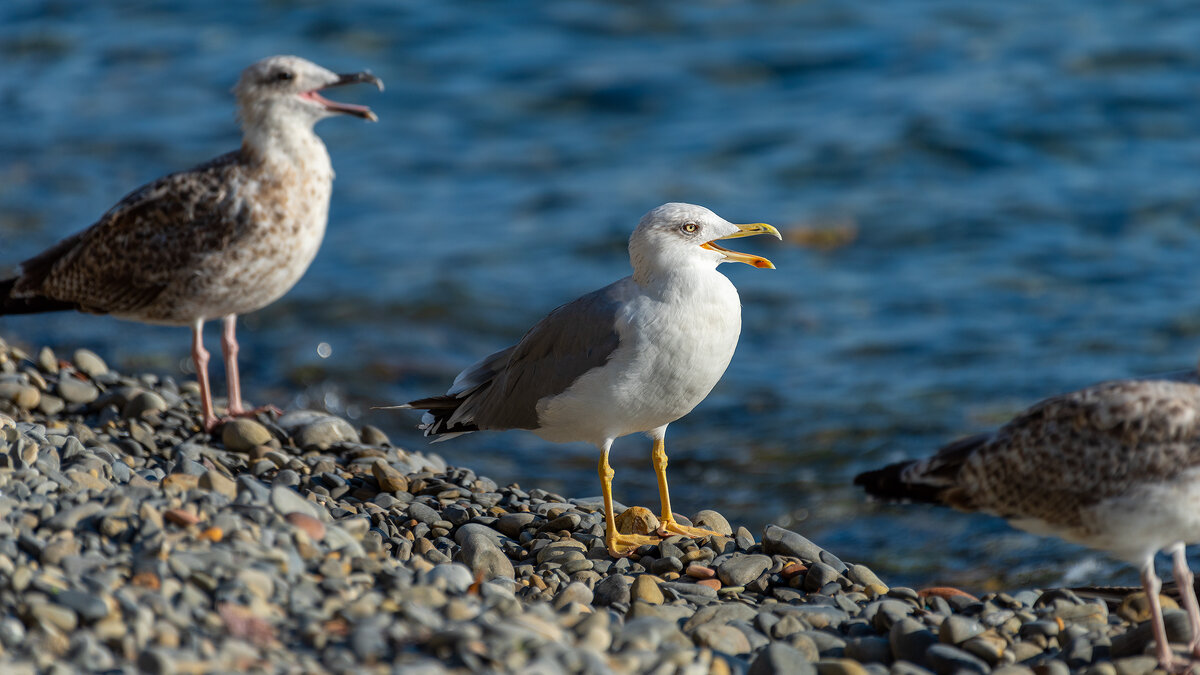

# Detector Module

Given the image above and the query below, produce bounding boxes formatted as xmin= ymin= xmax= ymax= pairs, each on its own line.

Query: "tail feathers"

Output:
xmin=854 ymin=433 xmax=987 ymax=506
xmin=0 ymin=277 xmax=76 ymax=315
xmin=400 ymin=394 xmax=479 ymax=437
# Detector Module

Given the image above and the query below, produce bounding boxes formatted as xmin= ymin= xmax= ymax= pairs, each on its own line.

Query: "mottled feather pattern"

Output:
xmin=861 ymin=380 xmax=1200 ymax=532
xmin=5 ymin=149 xmax=331 ymax=325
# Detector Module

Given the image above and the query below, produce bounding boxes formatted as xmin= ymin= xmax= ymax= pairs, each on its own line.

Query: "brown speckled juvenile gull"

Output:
xmin=0 ymin=55 xmax=382 ymax=431
xmin=856 ymin=379 xmax=1200 ymax=672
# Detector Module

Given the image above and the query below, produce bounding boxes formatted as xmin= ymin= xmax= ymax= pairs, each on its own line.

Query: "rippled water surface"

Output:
xmin=5 ymin=1 xmax=1200 ymax=590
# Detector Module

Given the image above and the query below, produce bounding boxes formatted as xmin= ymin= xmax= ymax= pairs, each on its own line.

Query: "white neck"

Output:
xmin=241 ymin=114 xmax=333 ymax=179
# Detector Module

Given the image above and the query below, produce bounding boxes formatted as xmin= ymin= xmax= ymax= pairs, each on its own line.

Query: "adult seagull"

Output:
xmin=397 ymin=203 xmax=780 ymax=557
xmin=0 ymin=55 xmax=382 ymax=431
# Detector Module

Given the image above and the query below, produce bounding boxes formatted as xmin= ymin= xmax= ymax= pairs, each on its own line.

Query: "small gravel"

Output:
xmin=0 ymin=336 xmax=1188 ymax=673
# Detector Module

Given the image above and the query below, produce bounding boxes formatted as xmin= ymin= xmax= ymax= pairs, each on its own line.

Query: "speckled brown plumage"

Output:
xmin=856 ymin=378 xmax=1200 ymax=670
xmin=0 ymin=55 xmax=380 ymax=431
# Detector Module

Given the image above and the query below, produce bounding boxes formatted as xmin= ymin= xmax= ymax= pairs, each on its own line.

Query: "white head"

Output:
xmin=234 ymin=55 xmax=383 ymax=135
xmin=628 ymin=203 xmax=780 ymax=283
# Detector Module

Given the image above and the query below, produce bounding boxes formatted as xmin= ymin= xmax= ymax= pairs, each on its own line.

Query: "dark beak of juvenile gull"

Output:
xmin=301 ymin=71 xmax=384 ymax=122
xmin=701 ymin=222 xmax=782 ymax=269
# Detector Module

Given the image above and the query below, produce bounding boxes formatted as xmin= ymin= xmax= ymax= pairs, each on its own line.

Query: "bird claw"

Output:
xmin=657 ymin=519 xmax=720 ymax=540
xmin=606 ymin=532 xmax=660 ymax=558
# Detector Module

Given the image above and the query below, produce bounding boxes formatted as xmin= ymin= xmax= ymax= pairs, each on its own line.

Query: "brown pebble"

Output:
xmin=199 ymin=527 xmax=224 ymax=542
xmin=918 ymin=586 xmax=980 ymax=602
xmin=371 ymin=460 xmax=409 ymax=493
xmin=696 ymin=578 xmax=722 ymax=591
xmin=781 ymin=562 xmax=807 ymax=579
xmin=161 ymin=473 xmax=200 ymax=492
xmin=285 ymin=512 xmax=326 ymax=541
xmin=131 ymin=572 xmax=161 ymax=590
xmin=164 ymin=509 xmax=201 ymax=526
xmin=614 ymin=506 xmax=660 ymax=536
xmin=686 ymin=564 xmax=716 ymax=580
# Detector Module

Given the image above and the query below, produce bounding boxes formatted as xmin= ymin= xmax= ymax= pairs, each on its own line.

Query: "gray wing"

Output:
xmin=9 ymin=151 xmax=250 ymax=316
xmin=953 ymin=379 xmax=1200 ymax=523
xmin=433 ymin=279 xmax=628 ymax=433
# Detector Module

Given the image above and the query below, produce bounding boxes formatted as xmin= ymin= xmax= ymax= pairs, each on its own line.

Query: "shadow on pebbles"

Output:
xmin=0 ymin=337 xmax=1185 ymax=674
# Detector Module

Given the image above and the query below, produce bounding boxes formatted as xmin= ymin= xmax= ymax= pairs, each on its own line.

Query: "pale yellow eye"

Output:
xmin=681 ymin=223 xmax=698 ymax=234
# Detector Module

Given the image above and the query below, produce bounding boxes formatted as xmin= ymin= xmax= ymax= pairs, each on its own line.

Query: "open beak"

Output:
xmin=700 ymin=222 xmax=781 ymax=269
xmin=302 ymin=71 xmax=384 ymax=122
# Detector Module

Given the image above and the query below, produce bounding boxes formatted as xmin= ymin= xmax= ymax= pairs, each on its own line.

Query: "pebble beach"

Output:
xmin=0 ymin=335 xmax=1191 ymax=675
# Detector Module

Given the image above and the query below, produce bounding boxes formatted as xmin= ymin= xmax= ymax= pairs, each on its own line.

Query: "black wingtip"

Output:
xmin=854 ymin=460 xmax=947 ymax=505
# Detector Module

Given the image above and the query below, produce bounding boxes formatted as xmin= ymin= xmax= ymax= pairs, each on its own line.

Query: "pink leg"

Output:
xmin=220 ymin=313 xmax=281 ymax=420
xmin=191 ymin=319 xmax=218 ymax=431
xmin=1144 ymin=558 xmax=1189 ymax=672
xmin=221 ymin=314 xmax=245 ymax=415
xmin=1169 ymin=543 xmax=1200 ymax=659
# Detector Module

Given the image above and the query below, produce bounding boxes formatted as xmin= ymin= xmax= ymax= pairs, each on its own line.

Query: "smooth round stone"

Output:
xmin=285 ymin=512 xmax=326 ymax=541
xmin=270 ymin=485 xmax=321 ymax=519
xmin=73 ymin=349 xmax=108 ymax=377
xmin=924 ymin=644 xmax=989 ymax=675
xmin=53 ymin=589 xmax=108 ymax=622
xmin=495 ymin=512 xmax=538 ymax=538
xmin=222 ymin=419 xmax=273 ymax=452
xmin=813 ymin=659 xmax=869 ymax=675
xmin=37 ymin=347 xmax=58 ymax=374
xmin=939 ymin=615 xmax=984 ymax=644
xmin=0 ymin=382 xmax=40 ymax=410
xmin=890 ymin=616 xmax=938 ymax=664
xmin=38 ymin=394 xmax=65 ymax=415
xmin=424 ymin=563 xmax=474 ymax=593
xmin=763 ymin=525 xmax=825 ymax=562
xmin=693 ymin=623 xmax=751 ymax=655
xmin=122 ymin=391 xmax=166 ymax=419
xmin=749 ymin=642 xmax=817 ymax=675
xmin=57 ymin=377 xmax=99 ymax=404
xmin=594 ymin=574 xmax=631 ymax=607
xmin=294 ymin=417 xmax=358 ymax=450
xmin=407 ymin=502 xmax=440 ymax=526
xmin=554 ymin=582 xmax=594 ymax=609
xmin=804 ymin=561 xmax=842 ymax=593
xmin=844 ymin=636 xmax=893 ymax=665
xmin=718 ymin=553 xmax=772 ymax=587
xmin=0 ymin=616 xmax=25 ymax=647
xmin=691 ymin=510 xmax=734 ymax=536
xmin=631 ymin=575 xmax=664 ymax=605
xmin=459 ymin=533 xmax=514 ymax=581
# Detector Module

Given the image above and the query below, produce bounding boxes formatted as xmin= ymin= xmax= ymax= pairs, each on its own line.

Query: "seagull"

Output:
xmin=0 ymin=55 xmax=382 ymax=431
xmin=395 ymin=203 xmax=780 ymax=557
xmin=855 ymin=379 xmax=1200 ymax=672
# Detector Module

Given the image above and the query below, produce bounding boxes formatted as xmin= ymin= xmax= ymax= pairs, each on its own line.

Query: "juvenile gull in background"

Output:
xmin=855 ymin=379 xmax=1200 ymax=672
xmin=395 ymin=203 xmax=780 ymax=556
xmin=0 ymin=55 xmax=382 ymax=431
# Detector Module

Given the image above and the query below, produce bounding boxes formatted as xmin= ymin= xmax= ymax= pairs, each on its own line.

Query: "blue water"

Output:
xmin=4 ymin=0 xmax=1200 ymax=591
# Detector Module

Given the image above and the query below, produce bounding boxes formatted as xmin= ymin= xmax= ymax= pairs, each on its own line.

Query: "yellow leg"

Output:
xmin=652 ymin=436 xmax=719 ymax=540
xmin=599 ymin=443 xmax=657 ymax=557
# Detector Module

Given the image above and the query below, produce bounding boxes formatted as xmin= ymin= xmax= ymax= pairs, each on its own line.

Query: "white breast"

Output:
xmin=535 ymin=269 xmax=742 ymax=445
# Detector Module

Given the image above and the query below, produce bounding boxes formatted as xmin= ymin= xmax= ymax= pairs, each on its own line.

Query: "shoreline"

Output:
xmin=0 ymin=335 xmax=1184 ymax=674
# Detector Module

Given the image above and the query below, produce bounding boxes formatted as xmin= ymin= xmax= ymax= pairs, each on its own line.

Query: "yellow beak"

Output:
xmin=700 ymin=222 xmax=781 ymax=269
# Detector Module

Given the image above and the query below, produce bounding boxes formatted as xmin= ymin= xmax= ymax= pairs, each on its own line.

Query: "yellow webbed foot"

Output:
xmin=657 ymin=516 xmax=719 ymax=540
xmin=606 ymin=532 xmax=660 ymax=558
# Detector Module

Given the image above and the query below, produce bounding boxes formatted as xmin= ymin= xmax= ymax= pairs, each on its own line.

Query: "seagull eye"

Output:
xmin=273 ymin=70 xmax=294 ymax=83
xmin=680 ymin=223 xmax=698 ymax=234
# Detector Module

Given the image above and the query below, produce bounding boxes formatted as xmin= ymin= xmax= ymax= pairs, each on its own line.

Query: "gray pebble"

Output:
xmin=763 ymin=524 xmax=825 ymax=562
xmin=57 ymin=377 xmax=99 ymax=404
xmin=923 ymin=644 xmax=989 ymax=675
xmin=719 ymin=553 xmax=772 ymax=587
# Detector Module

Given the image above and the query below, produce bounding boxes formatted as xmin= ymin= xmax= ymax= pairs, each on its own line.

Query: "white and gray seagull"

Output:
xmin=395 ymin=203 xmax=780 ymax=557
xmin=0 ymin=55 xmax=382 ymax=431
xmin=856 ymin=379 xmax=1200 ymax=672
